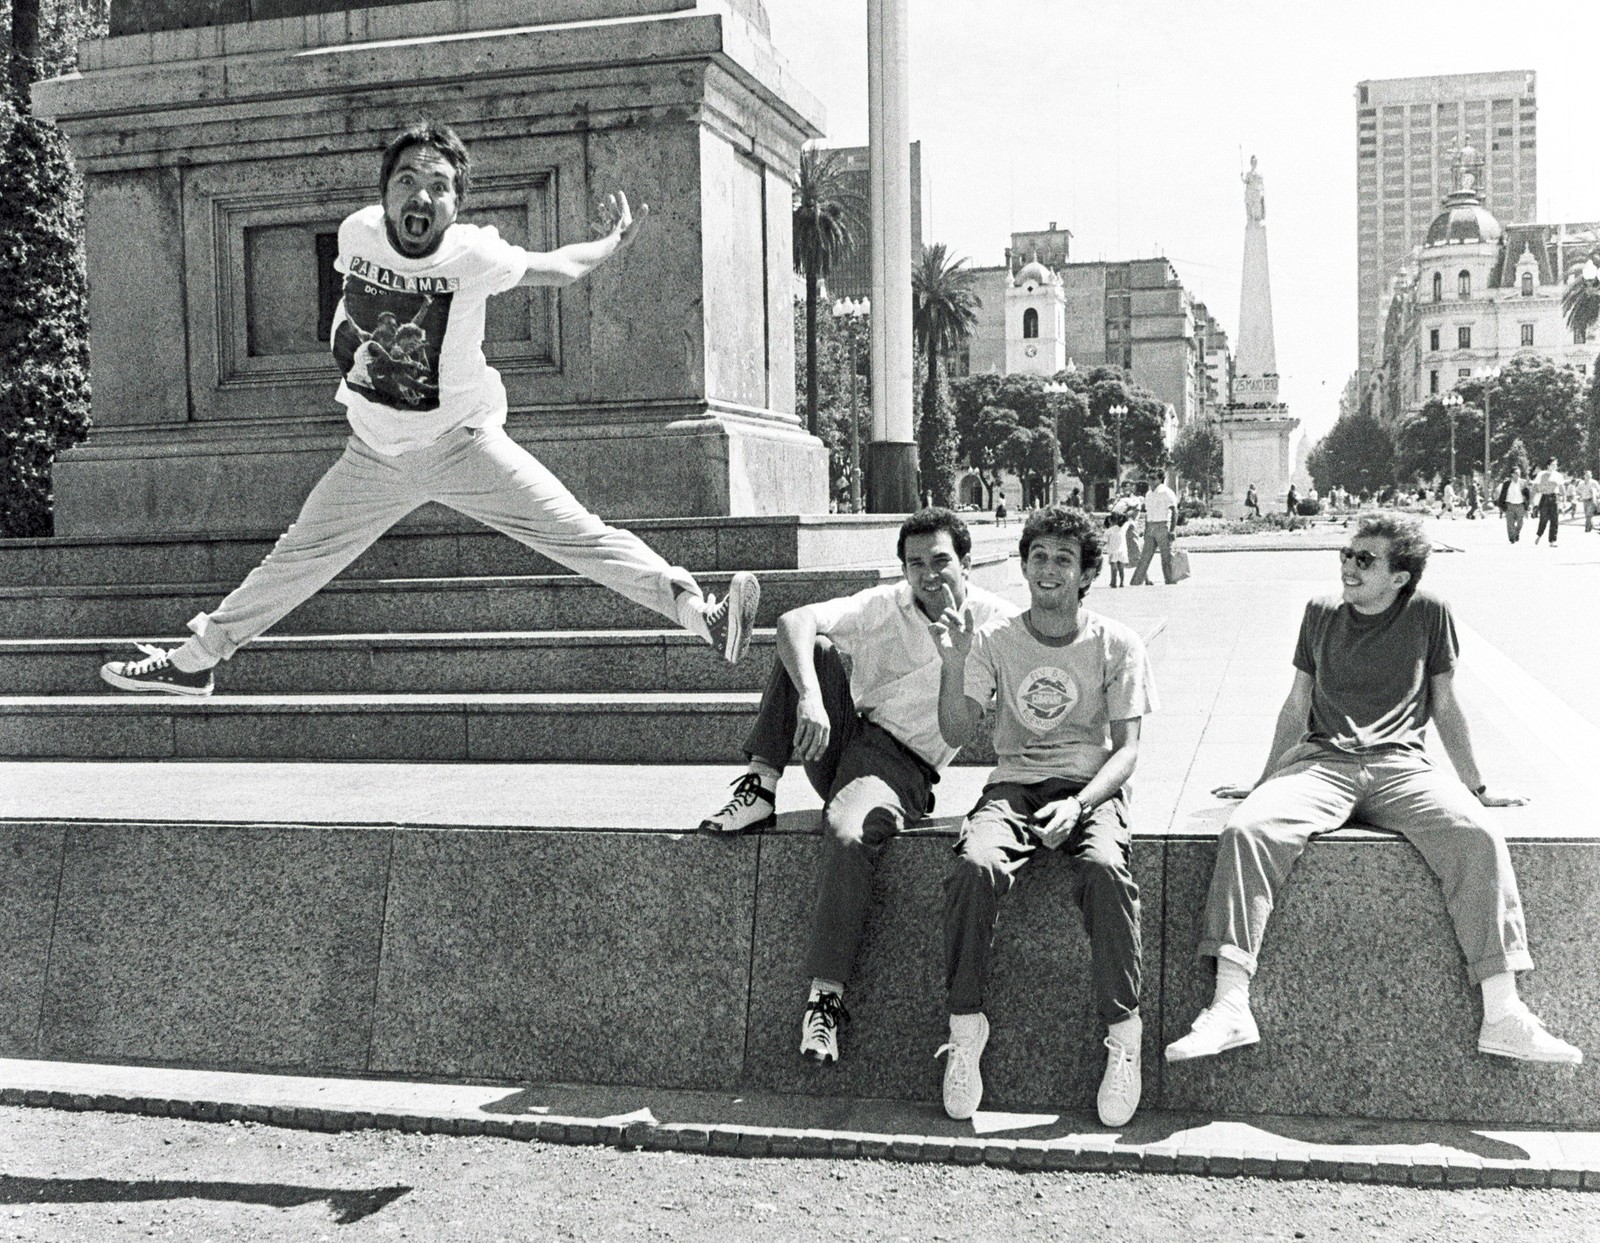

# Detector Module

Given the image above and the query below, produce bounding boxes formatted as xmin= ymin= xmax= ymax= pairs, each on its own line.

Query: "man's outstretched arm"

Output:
xmin=1431 ymin=670 xmax=1527 ymax=807
xmin=1215 ymin=670 xmax=1314 ymax=798
xmin=520 ymin=190 xmax=649 ymax=287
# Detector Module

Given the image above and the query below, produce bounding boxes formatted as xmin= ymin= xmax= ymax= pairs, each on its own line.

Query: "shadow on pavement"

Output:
xmin=0 ymin=1175 xmax=410 ymax=1224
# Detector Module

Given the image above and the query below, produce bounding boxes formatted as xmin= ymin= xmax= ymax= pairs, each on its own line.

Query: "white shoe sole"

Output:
xmin=1478 ymin=1039 xmax=1582 ymax=1065
xmin=1164 ymin=1029 xmax=1259 ymax=1063
xmin=100 ymin=666 xmax=213 ymax=697
xmin=721 ymin=573 xmax=760 ymax=664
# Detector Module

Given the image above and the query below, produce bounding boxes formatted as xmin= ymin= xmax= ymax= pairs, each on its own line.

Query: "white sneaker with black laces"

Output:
xmin=1097 ymin=1034 xmax=1142 ymax=1127
xmin=935 ymin=1012 xmax=989 ymax=1120
xmin=1479 ymin=1009 xmax=1583 ymax=1064
xmin=799 ymin=991 xmax=849 ymax=1065
xmin=697 ymin=772 xmax=775 ymax=835
xmin=697 ymin=572 xmax=760 ymax=665
xmin=99 ymin=644 xmax=214 ymax=697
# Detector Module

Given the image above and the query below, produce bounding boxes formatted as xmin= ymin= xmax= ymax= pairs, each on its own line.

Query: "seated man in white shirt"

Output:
xmin=697 ymin=508 xmax=1015 ymax=1065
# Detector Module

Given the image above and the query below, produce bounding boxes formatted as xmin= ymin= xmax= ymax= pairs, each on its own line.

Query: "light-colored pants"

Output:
xmin=1503 ymin=502 xmax=1526 ymax=542
xmin=1197 ymin=745 xmax=1531 ymax=986
xmin=187 ymin=426 xmax=699 ymax=661
xmin=1130 ymin=518 xmax=1173 ymax=585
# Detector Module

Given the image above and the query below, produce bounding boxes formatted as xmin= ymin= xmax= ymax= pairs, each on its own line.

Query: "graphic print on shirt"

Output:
xmin=331 ymin=257 xmax=458 ymax=412
xmin=1015 ymin=666 xmax=1080 ymax=733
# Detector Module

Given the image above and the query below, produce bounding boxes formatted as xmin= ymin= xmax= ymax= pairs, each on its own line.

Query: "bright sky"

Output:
xmin=764 ymin=0 xmax=1600 ymax=440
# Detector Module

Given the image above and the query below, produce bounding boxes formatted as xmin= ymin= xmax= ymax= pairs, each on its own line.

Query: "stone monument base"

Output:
xmin=1219 ymin=408 xmax=1299 ymax=519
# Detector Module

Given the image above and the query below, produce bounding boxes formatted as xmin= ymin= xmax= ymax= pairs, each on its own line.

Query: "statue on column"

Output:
xmin=1242 ymin=154 xmax=1266 ymax=225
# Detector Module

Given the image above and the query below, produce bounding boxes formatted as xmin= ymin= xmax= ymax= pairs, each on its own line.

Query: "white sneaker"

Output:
xmin=799 ymin=991 xmax=849 ymax=1065
xmin=1164 ymin=1000 xmax=1260 ymax=1062
xmin=935 ymin=1013 xmax=989 ymax=1120
xmin=696 ymin=773 xmax=775 ymax=835
xmin=696 ymin=572 xmax=760 ymax=665
xmin=1097 ymin=1034 xmax=1142 ymax=1128
xmin=1478 ymin=1010 xmax=1583 ymax=1064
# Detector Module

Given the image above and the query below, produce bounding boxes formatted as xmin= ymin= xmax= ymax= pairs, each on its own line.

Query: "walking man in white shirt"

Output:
xmin=697 ymin=508 xmax=1015 ymax=1066
xmin=1130 ymin=474 xmax=1179 ymax=585
xmin=100 ymin=121 xmax=756 ymax=695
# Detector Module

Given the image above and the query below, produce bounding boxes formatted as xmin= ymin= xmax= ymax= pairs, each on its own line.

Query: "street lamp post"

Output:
xmin=1477 ymin=365 xmax=1501 ymax=487
xmin=1441 ymin=391 xmax=1463 ymax=483
xmin=1108 ymin=403 xmax=1128 ymax=495
xmin=831 ymin=297 xmax=871 ymax=512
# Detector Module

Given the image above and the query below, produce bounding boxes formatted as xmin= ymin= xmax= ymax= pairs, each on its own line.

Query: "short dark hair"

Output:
xmin=380 ymin=121 xmax=472 ymax=202
xmin=1354 ymin=511 xmax=1429 ymax=595
xmin=897 ymin=507 xmax=971 ymax=562
xmin=1018 ymin=506 xmax=1103 ymax=597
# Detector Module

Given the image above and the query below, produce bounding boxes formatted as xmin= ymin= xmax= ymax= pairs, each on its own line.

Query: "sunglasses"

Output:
xmin=1338 ymin=547 xmax=1379 ymax=570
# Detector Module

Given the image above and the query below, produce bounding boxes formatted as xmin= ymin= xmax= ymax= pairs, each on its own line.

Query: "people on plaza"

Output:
xmin=697 ymin=508 xmax=1015 ymax=1067
xmin=99 ymin=121 xmax=757 ymax=696
xmin=1245 ymin=483 xmax=1261 ymax=518
xmin=995 ymin=491 xmax=1009 ymax=527
xmin=931 ymin=506 xmax=1156 ymax=1128
xmin=1532 ymin=457 xmax=1565 ymax=546
xmin=1465 ymin=478 xmax=1480 ymax=520
xmin=1165 ymin=511 xmax=1581 ymax=1069
xmin=1286 ymin=483 xmax=1299 ymax=515
xmin=1581 ymin=471 xmax=1600 ymax=534
xmin=1496 ymin=466 xmax=1531 ymax=544
xmin=1105 ymin=510 xmax=1130 ymax=588
xmin=1440 ymin=480 xmax=1456 ymax=517
xmin=1131 ymin=473 xmax=1179 ymax=586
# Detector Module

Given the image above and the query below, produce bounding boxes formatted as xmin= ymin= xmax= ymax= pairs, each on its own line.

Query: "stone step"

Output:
xmin=0 ymin=631 xmax=778 ymax=696
xmin=0 ymin=515 xmax=1019 ymax=587
xmin=0 ymin=568 xmax=893 ymax=641
xmin=0 ymin=692 xmax=1001 ymax=766
xmin=3 ymin=760 xmax=1593 ymax=1126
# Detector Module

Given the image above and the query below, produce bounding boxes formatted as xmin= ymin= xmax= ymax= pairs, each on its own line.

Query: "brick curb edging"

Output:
xmin=5 ymin=1087 xmax=1595 ymax=1191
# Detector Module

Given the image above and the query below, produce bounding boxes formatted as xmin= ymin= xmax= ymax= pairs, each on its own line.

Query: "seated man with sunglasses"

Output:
xmin=1166 ymin=512 xmax=1581 ymax=1066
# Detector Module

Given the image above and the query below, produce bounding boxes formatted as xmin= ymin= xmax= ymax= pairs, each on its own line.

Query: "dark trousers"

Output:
xmin=1536 ymin=495 xmax=1559 ymax=544
xmin=943 ymin=779 xmax=1141 ymax=1024
xmin=744 ymin=639 xmax=936 ymax=987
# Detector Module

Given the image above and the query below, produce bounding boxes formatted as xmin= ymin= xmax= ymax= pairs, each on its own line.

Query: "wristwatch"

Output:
xmin=1471 ymin=783 xmax=1487 ymax=797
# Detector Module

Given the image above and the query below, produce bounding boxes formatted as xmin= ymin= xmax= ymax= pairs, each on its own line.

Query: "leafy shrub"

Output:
xmin=0 ymin=95 xmax=91 ymax=537
xmin=1296 ymin=498 xmax=1322 ymax=516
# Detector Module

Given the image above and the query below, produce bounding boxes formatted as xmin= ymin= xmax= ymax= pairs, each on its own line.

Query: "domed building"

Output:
xmin=1004 ymin=257 xmax=1066 ymax=376
xmin=1370 ymin=146 xmax=1600 ymax=424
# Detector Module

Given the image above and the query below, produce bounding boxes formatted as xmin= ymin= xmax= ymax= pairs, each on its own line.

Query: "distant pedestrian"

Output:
xmin=1106 ymin=510 xmax=1130 ymax=587
xmin=1286 ymin=484 xmax=1299 ymax=516
xmin=1582 ymin=471 xmax=1600 ymax=533
xmin=1245 ymin=483 xmax=1261 ymax=518
xmin=1533 ymin=457 xmax=1564 ymax=546
xmin=995 ymin=491 xmax=1008 ymax=527
xmin=1441 ymin=481 xmax=1456 ymax=518
xmin=1496 ymin=466 xmax=1531 ymax=544
xmin=1131 ymin=474 xmax=1179 ymax=585
xmin=1465 ymin=480 xmax=1479 ymax=519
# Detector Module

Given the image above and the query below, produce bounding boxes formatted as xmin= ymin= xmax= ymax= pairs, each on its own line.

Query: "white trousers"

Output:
xmin=186 ymin=426 xmax=700 ymax=661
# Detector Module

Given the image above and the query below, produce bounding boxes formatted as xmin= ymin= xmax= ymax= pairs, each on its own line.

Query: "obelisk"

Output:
xmin=1219 ymin=155 xmax=1299 ymax=518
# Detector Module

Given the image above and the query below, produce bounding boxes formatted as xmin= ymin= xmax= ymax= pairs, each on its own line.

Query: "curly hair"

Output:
xmin=896 ymin=507 xmax=972 ymax=563
xmin=1353 ymin=510 xmax=1429 ymax=595
xmin=1018 ymin=506 xmax=1103 ymax=598
xmin=380 ymin=121 xmax=472 ymax=203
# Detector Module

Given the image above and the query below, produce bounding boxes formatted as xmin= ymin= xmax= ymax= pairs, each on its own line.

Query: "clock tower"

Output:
xmin=1005 ymin=259 xmax=1066 ymax=375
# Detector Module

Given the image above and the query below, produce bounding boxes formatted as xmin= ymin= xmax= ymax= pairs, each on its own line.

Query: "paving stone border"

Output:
xmin=6 ymin=1087 xmax=1595 ymax=1191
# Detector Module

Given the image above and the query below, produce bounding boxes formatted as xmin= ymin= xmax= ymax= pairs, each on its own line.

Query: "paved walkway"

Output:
xmin=3 ymin=521 xmax=1598 ymax=1186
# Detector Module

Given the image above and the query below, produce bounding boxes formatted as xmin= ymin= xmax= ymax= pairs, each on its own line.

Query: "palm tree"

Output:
xmin=792 ymin=146 xmax=861 ymax=438
xmin=912 ymin=244 xmax=981 ymax=506
xmin=1563 ymin=253 xmax=1600 ymax=343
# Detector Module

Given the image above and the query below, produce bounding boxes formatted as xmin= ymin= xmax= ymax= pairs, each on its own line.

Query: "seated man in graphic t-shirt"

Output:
xmin=1166 ymin=511 xmax=1581 ymax=1067
xmin=697 ymin=508 xmax=1015 ymax=1068
xmin=931 ymin=506 xmax=1157 ymax=1128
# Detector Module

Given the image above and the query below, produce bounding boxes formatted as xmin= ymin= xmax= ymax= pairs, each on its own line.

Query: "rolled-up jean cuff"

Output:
xmin=1467 ymin=950 xmax=1534 ymax=986
xmin=1199 ymin=941 xmax=1258 ymax=976
xmin=185 ymin=613 xmax=236 ymax=662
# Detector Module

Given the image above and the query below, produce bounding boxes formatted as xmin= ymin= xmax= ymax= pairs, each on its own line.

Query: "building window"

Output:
xmin=1432 ymin=272 xmax=1442 ymax=302
xmin=1579 ymin=364 xmax=1588 ymax=376
xmin=1521 ymin=271 xmax=1534 ymax=297
xmin=1022 ymin=308 xmax=1039 ymax=339
xmin=1458 ymin=325 xmax=1472 ymax=349
xmin=1458 ymin=270 xmax=1471 ymax=298
xmin=1429 ymin=370 xmax=1439 ymax=394
xmin=1577 ymin=325 xmax=1589 ymax=345
xmin=1429 ymin=328 xmax=1440 ymax=352
xmin=1520 ymin=323 xmax=1534 ymax=346
xmin=1458 ymin=368 xmax=1471 ymax=380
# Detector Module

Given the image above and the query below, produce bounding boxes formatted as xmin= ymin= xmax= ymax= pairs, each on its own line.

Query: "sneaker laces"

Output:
xmin=1103 ymin=1035 xmax=1138 ymax=1094
xmin=803 ymin=992 xmax=849 ymax=1041
xmin=123 ymin=643 xmax=175 ymax=677
xmin=701 ymin=593 xmax=727 ymax=627
xmin=934 ymin=1038 xmax=978 ymax=1094
xmin=714 ymin=773 xmax=772 ymax=818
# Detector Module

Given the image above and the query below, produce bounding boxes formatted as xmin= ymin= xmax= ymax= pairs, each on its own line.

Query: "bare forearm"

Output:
xmin=1257 ymin=702 xmax=1307 ymax=785
xmin=1433 ymin=699 xmax=1483 ymax=790
xmin=520 ymin=233 xmax=621 ymax=286
xmin=776 ymin=611 xmax=822 ymax=698
xmin=937 ymin=657 xmax=983 ymax=746
xmin=1076 ymin=743 xmax=1138 ymax=810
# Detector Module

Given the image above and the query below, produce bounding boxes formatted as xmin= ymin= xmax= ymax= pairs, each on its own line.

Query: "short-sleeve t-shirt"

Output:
xmin=1292 ymin=590 xmax=1458 ymax=755
xmin=964 ymin=609 xmax=1157 ymax=786
xmin=331 ymin=206 xmax=530 ymax=455
xmin=808 ymin=580 xmax=1016 ymax=770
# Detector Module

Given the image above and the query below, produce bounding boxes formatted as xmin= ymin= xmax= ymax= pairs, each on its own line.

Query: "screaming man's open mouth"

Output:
xmin=402 ymin=212 xmax=431 ymax=240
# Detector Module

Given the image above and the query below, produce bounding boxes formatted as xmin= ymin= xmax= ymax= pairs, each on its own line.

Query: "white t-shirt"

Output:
xmin=331 ymin=205 xmax=531 ymax=455
xmin=1143 ymin=483 xmax=1178 ymax=524
xmin=964 ymin=609 xmax=1157 ymax=786
xmin=808 ymin=579 xmax=1016 ymax=769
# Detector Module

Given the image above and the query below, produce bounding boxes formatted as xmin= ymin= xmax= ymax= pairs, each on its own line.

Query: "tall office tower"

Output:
xmin=819 ymin=141 xmax=923 ymax=300
xmin=1356 ymin=71 xmax=1536 ymax=384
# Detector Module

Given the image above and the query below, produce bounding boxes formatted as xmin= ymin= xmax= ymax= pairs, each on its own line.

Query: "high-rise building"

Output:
xmin=1356 ymin=71 xmax=1537 ymax=386
xmin=818 ymin=141 xmax=923 ymax=300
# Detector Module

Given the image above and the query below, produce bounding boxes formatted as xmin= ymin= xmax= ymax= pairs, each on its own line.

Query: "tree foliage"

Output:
xmin=0 ymin=91 xmax=90 ymax=535
xmin=1481 ymin=354 xmax=1586 ymax=469
xmin=1306 ymin=412 xmax=1396 ymax=496
xmin=1394 ymin=397 xmax=1484 ymax=483
xmin=792 ymin=146 xmax=863 ymax=438
xmin=911 ymin=243 xmax=979 ymax=507
xmin=791 ymin=295 xmax=865 ymax=510
xmin=1171 ymin=418 xmax=1223 ymax=497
